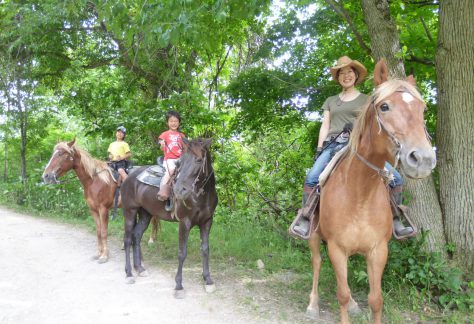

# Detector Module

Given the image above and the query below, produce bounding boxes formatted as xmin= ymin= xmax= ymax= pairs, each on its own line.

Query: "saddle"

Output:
xmin=137 ymin=163 xmax=166 ymax=187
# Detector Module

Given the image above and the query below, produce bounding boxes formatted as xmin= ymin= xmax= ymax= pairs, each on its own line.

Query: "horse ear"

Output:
xmin=373 ymin=59 xmax=389 ymax=86
xmin=406 ymin=74 xmax=417 ymax=87
xmin=67 ymin=138 xmax=76 ymax=147
xmin=182 ymin=137 xmax=190 ymax=152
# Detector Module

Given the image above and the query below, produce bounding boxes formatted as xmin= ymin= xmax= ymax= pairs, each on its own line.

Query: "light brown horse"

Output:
xmin=305 ymin=60 xmax=436 ymax=323
xmin=42 ymin=139 xmax=118 ymax=263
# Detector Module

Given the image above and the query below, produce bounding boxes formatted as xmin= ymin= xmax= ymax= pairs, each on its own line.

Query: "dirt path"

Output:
xmin=0 ymin=207 xmax=298 ymax=324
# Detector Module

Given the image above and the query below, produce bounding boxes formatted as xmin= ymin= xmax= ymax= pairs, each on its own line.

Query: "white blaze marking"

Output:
xmin=44 ymin=150 xmax=59 ymax=171
xmin=402 ymin=92 xmax=414 ymax=103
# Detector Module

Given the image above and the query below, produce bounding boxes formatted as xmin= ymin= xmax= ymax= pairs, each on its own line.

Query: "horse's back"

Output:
xmin=121 ymin=166 xmax=174 ymax=221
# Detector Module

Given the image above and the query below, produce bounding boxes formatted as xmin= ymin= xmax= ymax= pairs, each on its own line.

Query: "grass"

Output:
xmin=0 ymin=186 xmax=472 ymax=323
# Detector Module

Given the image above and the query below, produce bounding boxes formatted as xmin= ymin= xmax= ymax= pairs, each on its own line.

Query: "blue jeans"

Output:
xmin=385 ymin=162 xmax=403 ymax=188
xmin=305 ymin=141 xmax=347 ymax=187
xmin=305 ymin=143 xmax=404 ymax=188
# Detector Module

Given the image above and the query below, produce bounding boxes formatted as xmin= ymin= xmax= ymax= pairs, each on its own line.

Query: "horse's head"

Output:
xmin=42 ymin=139 xmax=77 ymax=184
xmin=371 ymin=59 xmax=436 ymax=178
xmin=173 ymin=138 xmax=214 ymax=201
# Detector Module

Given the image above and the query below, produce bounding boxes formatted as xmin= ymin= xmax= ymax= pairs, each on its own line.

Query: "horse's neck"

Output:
xmin=72 ymin=154 xmax=94 ymax=186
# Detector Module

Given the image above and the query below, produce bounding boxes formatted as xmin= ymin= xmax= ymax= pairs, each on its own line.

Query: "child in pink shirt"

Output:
xmin=157 ymin=110 xmax=185 ymax=201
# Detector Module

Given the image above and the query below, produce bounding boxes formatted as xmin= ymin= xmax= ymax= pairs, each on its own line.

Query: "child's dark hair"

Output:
xmin=166 ymin=110 xmax=181 ymax=123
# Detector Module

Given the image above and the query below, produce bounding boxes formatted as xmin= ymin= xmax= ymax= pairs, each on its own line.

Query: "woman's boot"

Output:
xmin=292 ymin=185 xmax=314 ymax=237
xmin=390 ymin=185 xmax=414 ymax=237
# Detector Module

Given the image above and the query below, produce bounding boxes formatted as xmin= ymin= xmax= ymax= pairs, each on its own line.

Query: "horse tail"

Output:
xmin=111 ymin=186 xmax=120 ymax=220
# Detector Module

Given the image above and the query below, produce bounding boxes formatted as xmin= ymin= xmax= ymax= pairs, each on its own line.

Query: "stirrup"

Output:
xmin=392 ymin=206 xmax=417 ymax=240
xmin=165 ymin=199 xmax=173 ymax=212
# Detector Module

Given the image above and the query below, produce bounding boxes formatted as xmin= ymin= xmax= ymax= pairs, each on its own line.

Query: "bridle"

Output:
xmin=176 ymin=149 xmax=214 ymax=198
xmin=45 ymin=147 xmax=110 ymax=184
xmin=353 ymin=89 xmax=429 ymax=184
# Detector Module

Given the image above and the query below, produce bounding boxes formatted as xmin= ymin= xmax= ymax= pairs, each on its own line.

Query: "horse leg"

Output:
xmin=327 ymin=243 xmax=351 ymax=324
xmin=174 ymin=219 xmax=191 ymax=299
xmin=306 ymin=231 xmax=322 ymax=319
xmin=199 ymin=218 xmax=215 ymax=293
xmin=89 ymin=208 xmax=102 ymax=260
xmin=97 ymin=206 xmax=109 ymax=263
xmin=124 ymin=207 xmax=138 ymax=284
xmin=366 ymin=243 xmax=389 ymax=324
xmin=132 ymin=208 xmax=152 ymax=276
xmin=148 ymin=215 xmax=158 ymax=245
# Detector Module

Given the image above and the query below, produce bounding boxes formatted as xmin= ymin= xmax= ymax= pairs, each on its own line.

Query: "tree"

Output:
xmin=436 ymin=0 xmax=474 ymax=271
xmin=360 ymin=0 xmax=446 ymax=253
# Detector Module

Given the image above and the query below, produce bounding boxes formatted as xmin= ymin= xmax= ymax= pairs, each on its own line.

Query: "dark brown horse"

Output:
xmin=42 ymin=139 xmax=118 ymax=263
xmin=305 ymin=60 xmax=436 ymax=323
xmin=122 ymin=138 xmax=218 ymax=298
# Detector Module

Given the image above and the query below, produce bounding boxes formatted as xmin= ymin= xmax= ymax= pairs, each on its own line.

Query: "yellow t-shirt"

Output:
xmin=107 ymin=141 xmax=130 ymax=161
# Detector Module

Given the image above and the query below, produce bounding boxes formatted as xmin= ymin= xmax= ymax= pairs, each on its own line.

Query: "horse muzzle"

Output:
xmin=400 ymin=146 xmax=436 ymax=179
xmin=42 ymin=172 xmax=60 ymax=184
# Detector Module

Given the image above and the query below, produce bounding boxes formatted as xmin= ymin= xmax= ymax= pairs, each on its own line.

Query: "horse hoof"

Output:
xmin=138 ymin=270 xmax=149 ymax=277
xmin=125 ymin=276 xmax=135 ymax=284
xmin=348 ymin=299 xmax=361 ymax=315
xmin=305 ymin=307 xmax=320 ymax=320
xmin=204 ymin=284 xmax=216 ymax=293
xmin=97 ymin=256 xmax=108 ymax=264
xmin=174 ymin=289 xmax=185 ymax=299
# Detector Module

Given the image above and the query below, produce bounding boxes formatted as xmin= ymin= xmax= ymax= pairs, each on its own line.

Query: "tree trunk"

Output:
xmin=16 ymin=76 xmax=28 ymax=183
xmin=361 ymin=0 xmax=446 ymax=253
xmin=360 ymin=0 xmax=405 ymax=78
xmin=436 ymin=0 xmax=474 ymax=271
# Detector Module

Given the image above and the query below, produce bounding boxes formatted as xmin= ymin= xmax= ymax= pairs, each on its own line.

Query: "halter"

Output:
xmin=176 ymin=150 xmax=214 ymax=198
xmin=192 ymin=151 xmax=214 ymax=197
xmin=353 ymin=92 xmax=406 ymax=184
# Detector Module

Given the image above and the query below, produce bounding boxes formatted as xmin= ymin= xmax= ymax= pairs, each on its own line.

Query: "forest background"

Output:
xmin=0 ymin=0 xmax=472 ymax=321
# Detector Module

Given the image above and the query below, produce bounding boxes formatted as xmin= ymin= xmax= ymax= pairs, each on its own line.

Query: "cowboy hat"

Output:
xmin=330 ymin=56 xmax=367 ymax=85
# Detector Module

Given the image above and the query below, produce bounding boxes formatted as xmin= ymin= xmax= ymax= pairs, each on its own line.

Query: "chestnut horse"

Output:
xmin=122 ymin=138 xmax=218 ymax=298
xmin=42 ymin=139 xmax=119 ymax=263
xmin=305 ymin=60 xmax=436 ymax=323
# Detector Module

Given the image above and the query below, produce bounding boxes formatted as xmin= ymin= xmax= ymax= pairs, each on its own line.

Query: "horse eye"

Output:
xmin=380 ymin=103 xmax=390 ymax=112
xmin=196 ymin=158 xmax=203 ymax=163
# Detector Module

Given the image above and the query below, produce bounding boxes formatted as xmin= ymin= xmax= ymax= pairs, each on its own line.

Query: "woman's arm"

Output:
xmin=317 ymin=110 xmax=331 ymax=149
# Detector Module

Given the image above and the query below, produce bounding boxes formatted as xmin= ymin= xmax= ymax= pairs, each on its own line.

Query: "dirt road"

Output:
xmin=0 ymin=207 xmax=290 ymax=324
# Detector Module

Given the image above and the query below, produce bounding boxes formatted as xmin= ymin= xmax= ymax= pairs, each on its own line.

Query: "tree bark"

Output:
xmin=436 ymin=0 xmax=474 ymax=271
xmin=361 ymin=0 xmax=446 ymax=253
xmin=360 ymin=0 xmax=405 ymax=78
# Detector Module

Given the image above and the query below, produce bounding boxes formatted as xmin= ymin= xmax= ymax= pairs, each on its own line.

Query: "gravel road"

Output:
xmin=0 ymin=207 xmax=284 ymax=324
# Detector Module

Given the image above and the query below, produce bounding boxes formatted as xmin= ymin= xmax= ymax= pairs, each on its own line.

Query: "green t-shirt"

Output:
xmin=322 ymin=93 xmax=369 ymax=140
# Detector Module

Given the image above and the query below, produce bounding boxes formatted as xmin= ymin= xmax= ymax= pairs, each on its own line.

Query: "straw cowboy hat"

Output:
xmin=330 ymin=56 xmax=368 ymax=85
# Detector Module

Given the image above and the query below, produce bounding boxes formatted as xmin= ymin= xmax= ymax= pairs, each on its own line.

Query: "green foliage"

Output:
xmin=384 ymin=232 xmax=473 ymax=311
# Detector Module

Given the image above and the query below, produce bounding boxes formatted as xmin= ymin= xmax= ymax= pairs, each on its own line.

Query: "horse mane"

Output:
xmin=55 ymin=142 xmax=112 ymax=184
xmin=348 ymin=79 xmax=423 ymax=154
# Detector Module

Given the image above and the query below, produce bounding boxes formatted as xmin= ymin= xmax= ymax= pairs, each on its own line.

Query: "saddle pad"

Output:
xmin=319 ymin=145 xmax=349 ymax=187
xmin=147 ymin=165 xmax=165 ymax=177
xmin=137 ymin=166 xmax=164 ymax=188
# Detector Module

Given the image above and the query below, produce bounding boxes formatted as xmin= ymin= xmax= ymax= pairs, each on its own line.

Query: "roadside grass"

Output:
xmin=0 ymin=182 xmax=472 ymax=323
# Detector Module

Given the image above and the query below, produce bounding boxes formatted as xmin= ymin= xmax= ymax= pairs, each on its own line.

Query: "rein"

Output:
xmin=175 ymin=149 xmax=214 ymax=199
xmin=191 ymin=152 xmax=214 ymax=197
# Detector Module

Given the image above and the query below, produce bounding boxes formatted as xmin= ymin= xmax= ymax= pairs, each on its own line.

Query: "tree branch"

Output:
xmin=324 ymin=0 xmax=372 ymax=56
xmin=419 ymin=17 xmax=434 ymax=43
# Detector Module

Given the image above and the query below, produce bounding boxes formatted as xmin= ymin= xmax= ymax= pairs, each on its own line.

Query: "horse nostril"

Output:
xmin=407 ymin=150 xmax=421 ymax=167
